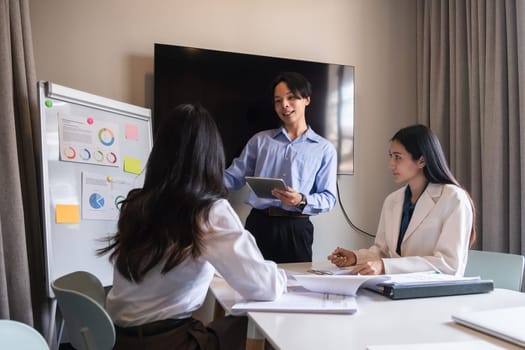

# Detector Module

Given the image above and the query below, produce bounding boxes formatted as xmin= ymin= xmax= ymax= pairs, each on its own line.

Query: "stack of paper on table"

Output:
xmin=293 ymin=273 xmax=389 ymax=295
xmin=231 ymin=285 xmax=358 ymax=315
xmin=230 ymin=271 xmax=490 ymax=314
xmin=230 ymin=264 xmax=359 ymax=314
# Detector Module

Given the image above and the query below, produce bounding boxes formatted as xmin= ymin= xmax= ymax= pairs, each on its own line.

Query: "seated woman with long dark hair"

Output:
xmin=328 ymin=124 xmax=475 ymax=276
xmin=99 ymin=104 xmax=287 ymax=349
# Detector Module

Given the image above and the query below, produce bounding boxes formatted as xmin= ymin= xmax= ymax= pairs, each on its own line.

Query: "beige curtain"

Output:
xmin=0 ymin=0 xmax=49 ymax=337
xmin=417 ymin=0 xmax=525 ymax=255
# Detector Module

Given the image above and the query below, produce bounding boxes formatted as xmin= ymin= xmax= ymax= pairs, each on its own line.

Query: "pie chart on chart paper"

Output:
xmin=99 ymin=128 xmax=115 ymax=146
xmin=89 ymin=193 xmax=105 ymax=209
xmin=114 ymin=195 xmax=125 ymax=210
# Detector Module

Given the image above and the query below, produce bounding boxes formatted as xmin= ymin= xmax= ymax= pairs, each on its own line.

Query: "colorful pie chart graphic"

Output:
xmin=115 ymin=195 xmax=125 ymax=210
xmin=80 ymin=148 xmax=91 ymax=160
xmin=94 ymin=150 xmax=104 ymax=162
xmin=64 ymin=146 xmax=76 ymax=159
xmin=89 ymin=193 xmax=105 ymax=209
xmin=106 ymin=152 xmax=117 ymax=164
xmin=98 ymin=127 xmax=115 ymax=146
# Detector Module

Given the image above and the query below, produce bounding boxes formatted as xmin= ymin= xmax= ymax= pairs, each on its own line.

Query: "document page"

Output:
xmin=231 ymin=285 xmax=358 ymax=315
xmin=293 ymin=274 xmax=389 ymax=296
xmin=380 ymin=271 xmax=481 ymax=286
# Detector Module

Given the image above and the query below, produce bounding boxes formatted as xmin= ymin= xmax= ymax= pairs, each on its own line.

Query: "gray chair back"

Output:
xmin=464 ymin=250 xmax=525 ymax=291
xmin=52 ymin=271 xmax=115 ymax=350
xmin=0 ymin=319 xmax=49 ymax=350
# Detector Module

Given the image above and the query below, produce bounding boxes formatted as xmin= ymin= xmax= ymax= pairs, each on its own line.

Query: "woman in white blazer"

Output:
xmin=328 ymin=124 xmax=475 ymax=276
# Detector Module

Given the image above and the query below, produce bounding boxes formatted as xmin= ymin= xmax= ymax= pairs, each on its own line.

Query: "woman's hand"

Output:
xmin=350 ymin=260 xmax=385 ymax=275
xmin=327 ymin=247 xmax=356 ymax=267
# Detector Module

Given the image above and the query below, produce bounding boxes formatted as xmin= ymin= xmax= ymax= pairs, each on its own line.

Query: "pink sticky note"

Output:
xmin=125 ymin=124 xmax=139 ymax=141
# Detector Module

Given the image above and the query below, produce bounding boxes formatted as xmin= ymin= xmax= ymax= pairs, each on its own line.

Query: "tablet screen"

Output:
xmin=245 ymin=177 xmax=287 ymax=199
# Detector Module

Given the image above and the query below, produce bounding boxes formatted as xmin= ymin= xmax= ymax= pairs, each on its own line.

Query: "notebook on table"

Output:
xmin=366 ymin=278 xmax=494 ymax=300
xmin=452 ymin=306 xmax=525 ymax=348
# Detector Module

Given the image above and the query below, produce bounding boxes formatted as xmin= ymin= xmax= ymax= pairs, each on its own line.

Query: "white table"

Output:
xmin=210 ymin=262 xmax=525 ymax=350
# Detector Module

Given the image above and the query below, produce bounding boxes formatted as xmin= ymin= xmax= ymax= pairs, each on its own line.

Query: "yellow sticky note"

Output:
xmin=124 ymin=157 xmax=142 ymax=174
xmin=56 ymin=204 xmax=80 ymax=224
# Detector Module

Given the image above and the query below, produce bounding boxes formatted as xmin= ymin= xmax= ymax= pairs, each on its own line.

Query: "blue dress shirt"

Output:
xmin=224 ymin=126 xmax=337 ymax=215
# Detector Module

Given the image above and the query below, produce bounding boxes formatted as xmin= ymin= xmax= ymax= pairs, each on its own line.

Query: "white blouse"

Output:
xmin=107 ymin=199 xmax=287 ymax=326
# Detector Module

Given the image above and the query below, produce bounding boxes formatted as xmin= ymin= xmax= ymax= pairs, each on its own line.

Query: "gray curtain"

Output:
xmin=0 ymin=0 xmax=49 ymax=337
xmin=417 ymin=0 xmax=525 ymax=255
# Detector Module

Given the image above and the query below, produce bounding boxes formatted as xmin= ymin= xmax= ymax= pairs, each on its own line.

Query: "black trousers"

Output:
xmin=114 ymin=316 xmax=248 ymax=350
xmin=245 ymin=208 xmax=314 ymax=263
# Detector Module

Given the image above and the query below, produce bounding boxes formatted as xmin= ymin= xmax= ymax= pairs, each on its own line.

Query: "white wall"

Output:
xmin=29 ymin=0 xmax=417 ymax=261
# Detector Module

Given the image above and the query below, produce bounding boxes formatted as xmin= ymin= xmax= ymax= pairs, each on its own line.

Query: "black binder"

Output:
xmin=367 ymin=279 xmax=494 ymax=300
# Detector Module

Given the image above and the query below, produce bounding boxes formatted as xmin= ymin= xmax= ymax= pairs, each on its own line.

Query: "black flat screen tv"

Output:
xmin=154 ymin=43 xmax=355 ymax=174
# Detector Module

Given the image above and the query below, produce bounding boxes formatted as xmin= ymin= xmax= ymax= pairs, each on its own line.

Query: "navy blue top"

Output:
xmin=396 ymin=183 xmax=429 ymax=255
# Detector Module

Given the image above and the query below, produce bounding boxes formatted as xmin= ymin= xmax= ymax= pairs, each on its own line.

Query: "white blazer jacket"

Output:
xmin=354 ymin=183 xmax=473 ymax=275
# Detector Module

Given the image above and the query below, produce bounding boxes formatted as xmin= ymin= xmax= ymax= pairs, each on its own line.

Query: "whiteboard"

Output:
xmin=38 ymin=81 xmax=152 ymax=296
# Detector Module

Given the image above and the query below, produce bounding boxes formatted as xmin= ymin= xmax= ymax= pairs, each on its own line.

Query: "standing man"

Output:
xmin=224 ymin=72 xmax=337 ymax=263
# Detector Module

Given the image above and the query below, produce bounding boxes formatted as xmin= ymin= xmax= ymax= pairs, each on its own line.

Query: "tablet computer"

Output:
xmin=245 ymin=176 xmax=287 ymax=199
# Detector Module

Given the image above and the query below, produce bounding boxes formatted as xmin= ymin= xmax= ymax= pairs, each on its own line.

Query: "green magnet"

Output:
xmin=45 ymin=100 xmax=53 ymax=108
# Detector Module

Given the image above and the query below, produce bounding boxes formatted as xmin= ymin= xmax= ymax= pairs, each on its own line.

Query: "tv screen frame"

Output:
xmin=154 ymin=43 xmax=355 ymax=174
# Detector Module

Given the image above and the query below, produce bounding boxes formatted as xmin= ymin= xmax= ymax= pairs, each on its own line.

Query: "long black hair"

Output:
xmin=98 ymin=104 xmax=227 ymax=282
xmin=392 ymin=124 xmax=476 ymax=246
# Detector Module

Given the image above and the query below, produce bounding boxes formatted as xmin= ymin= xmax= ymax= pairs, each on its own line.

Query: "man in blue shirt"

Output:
xmin=224 ymin=72 xmax=337 ymax=263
